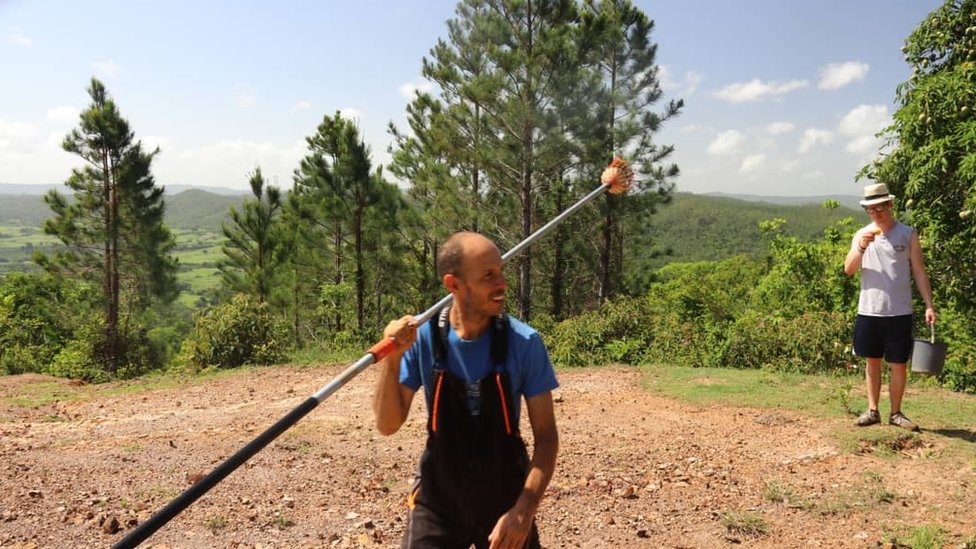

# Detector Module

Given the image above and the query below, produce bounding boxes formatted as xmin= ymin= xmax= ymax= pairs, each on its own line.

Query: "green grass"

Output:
xmin=761 ymin=480 xmax=811 ymax=509
xmin=883 ymin=524 xmax=947 ymax=549
xmin=816 ymin=470 xmax=895 ymax=516
xmin=174 ymin=246 xmax=222 ymax=265
xmin=720 ymin=511 xmax=768 ymax=537
xmin=1 ymin=368 xmax=232 ymax=409
xmin=640 ymin=364 xmax=976 ymax=458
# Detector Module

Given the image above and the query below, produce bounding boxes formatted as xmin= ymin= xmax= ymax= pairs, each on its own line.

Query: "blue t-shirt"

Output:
xmin=399 ymin=315 xmax=559 ymax=423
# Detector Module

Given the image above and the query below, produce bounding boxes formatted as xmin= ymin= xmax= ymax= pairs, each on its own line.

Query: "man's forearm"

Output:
xmin=513 ymin=432 xmax=558 ymax=518
xmin=373 ymin=354 xmax=408 ymax=435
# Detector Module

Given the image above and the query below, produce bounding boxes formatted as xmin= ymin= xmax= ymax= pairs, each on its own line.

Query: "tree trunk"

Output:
xmin=333 ymin=223 xmax=344 ymax=331
xmin=101 ymin=150 xmax=118 ymax=373
xmin=518 ymin=0 xmax=535 ymax=321
xmin=550 ymin=182 xmax=565 ymax=318
xmin=354 ymin=207 xmax=365 ymax=332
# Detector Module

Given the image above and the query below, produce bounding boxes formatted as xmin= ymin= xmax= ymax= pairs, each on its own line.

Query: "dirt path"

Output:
xmin=1 ymin=364 xmax=973 ymax=548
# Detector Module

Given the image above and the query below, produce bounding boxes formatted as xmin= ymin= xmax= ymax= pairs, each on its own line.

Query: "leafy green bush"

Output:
xmin=719 ymin=311 xmax=851 ymax=373
xmin=0 ymin=272 xmax=76 ymax=374
xmin=930 ymin=306 xmax=976 ymax=394
xmin=175 ymin=293 xmax=290 ymax=372
xmin=0 ymin=345 xmax=48 ymax=376
xmin=47 ymin=341 xmax=111 ymax=383
xmin=545 ymin=297 xmax=656 ymax=368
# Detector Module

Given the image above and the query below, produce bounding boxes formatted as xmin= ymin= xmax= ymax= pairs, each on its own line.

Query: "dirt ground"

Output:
xmin=1 ymin=364 xmax=974 ymax=549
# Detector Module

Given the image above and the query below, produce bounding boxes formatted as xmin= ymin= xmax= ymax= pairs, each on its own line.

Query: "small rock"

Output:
xmin=101 ymin=515 xmax=120 ymax=534
xmin=185 ymin=470 xmax=207 ymax=485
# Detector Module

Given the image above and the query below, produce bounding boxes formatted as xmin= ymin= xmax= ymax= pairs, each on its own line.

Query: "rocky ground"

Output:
xmin=1 ymin=364 xmax=974 ymax=548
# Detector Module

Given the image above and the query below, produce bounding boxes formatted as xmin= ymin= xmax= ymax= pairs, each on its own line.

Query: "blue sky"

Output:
xmin=0 ymin=0 xmax=942 ymax=196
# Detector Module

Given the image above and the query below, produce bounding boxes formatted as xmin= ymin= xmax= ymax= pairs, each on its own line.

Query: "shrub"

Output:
xmin=175 ymin=293 xmax=290 ymax=372
xmin=719 ymin=311 xmax=852 ymax=373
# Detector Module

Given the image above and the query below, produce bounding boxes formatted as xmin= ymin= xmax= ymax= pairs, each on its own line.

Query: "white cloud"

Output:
xmin=837 ymin=104 xmax=889 ymax=136
xmin=92 ymin=60 xmax=122 ymax=78
xmin=158 ymin=138 xmax=306 ymax=188
xmin=798 ymin=128 xmax=834 ymax=154
xmin=45 ymin=131 xmax=66 ymax=148
xmin=837 ymin=104 xmax=889 ymax=155
xmin=0 ymin=120 xmax=39 ymax=152
xmin=47 ymin=106 xmax=79 ymax=125
xmin=779 ymin=158 xmax=800 ymax=173
xmin=818 ymin=61 xmax=869 ymax=91
xmin=398 ymin=80 xmax=434 ymax=99
xmin=714 ymin=78 xmax=807 ymax=103
xmin=765 ymin=121 xmax=795 ymax=136
xmin=9 ymin=30 xmax=32 ymax=46
xmin=660 ymin=66 xmax=704 ymax=97
xmin=339 ymin=108 xmax=362 ymax=122
xmin=707 ymin=130 xmax=745 ymax=156
xmin=292 ymin=100 xmax=311 ymax=111
xmin=683 ymin=71 xmax=704 ymax=96
xmin=235 ymin=85 xmax=256 ymax=108
xmin=141 ymin=135 xmax=171 ymax=152
xmin=740 ymin=154 xmax=766 ymax=174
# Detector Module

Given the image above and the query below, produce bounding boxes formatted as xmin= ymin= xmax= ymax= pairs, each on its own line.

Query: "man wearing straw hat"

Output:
xmin=844 ymin=182 xmax=936 ymax=431
xmin=374 ymin=231 xmax=558 ymax=549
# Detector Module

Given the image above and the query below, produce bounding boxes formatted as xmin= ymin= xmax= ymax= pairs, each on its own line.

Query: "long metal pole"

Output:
xmin=112 ymin=178 xmax=615 ymax=549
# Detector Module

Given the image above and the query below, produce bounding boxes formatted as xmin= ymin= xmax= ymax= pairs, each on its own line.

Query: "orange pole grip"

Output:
xmin=368 ymin=337 xmax=397 ymax=361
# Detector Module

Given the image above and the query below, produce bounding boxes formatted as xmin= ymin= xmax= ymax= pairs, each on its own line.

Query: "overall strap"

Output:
xmin=429 ymin=304 xmax=509 ymax=368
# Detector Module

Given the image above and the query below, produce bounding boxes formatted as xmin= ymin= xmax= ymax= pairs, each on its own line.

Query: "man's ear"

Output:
xmin=443 ymin=273 xmax=460 ymax=293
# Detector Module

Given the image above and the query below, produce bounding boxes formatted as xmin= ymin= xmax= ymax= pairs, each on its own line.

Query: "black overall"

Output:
xmin=401 ymin=307 xmax=541 ymax=549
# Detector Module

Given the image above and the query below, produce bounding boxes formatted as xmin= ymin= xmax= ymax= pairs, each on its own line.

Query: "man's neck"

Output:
xmin=877 ymin=217 xmax=896 ymax=231
xmin=449 ymin=305 xmax=490 ymax=340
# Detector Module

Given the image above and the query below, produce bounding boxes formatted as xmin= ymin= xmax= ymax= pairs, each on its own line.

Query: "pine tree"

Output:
xmin=38 ymin=78 xmax=178 ymax=373
xmin=219 ymin=167 xmax=287 ymax=304
xmin=579 ymin=0 xmax=683 ymax=302
xmin=417 ymin=0 xmax=580 ymax=320
xmin=291 ymin=112 xmax=382 ymax=332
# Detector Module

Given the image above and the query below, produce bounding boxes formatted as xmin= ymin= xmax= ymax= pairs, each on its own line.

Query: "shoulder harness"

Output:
xmin=430 ymin=304 xmax=509 ymax=368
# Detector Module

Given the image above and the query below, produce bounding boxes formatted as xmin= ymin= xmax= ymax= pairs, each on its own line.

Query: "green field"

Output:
xmin=0 ymin=225 xmax=61 ymax=270
xmin=0 ymin=224 xmax=226 ymax=308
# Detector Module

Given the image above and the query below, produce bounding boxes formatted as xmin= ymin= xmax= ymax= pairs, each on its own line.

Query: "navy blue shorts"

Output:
xmin=853 ymin=314 xmax=913 ymax=364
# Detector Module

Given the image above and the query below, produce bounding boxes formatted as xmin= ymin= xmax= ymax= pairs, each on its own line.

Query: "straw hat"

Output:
xmin=859 ymin=183 xmax=895 ymax=207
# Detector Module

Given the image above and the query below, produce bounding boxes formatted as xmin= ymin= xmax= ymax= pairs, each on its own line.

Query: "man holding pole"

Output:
xmin=374 ymin=231 xmax=559 ymax=549
xmin=844 ymin=182 xmax=936 ymax=431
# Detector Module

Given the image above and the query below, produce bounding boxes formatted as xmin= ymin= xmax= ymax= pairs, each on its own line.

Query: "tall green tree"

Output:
xmin=219 ymin=167 xmax=287 ymax=304
xmin=418 ymin=0 xmax=580 ymax=320
xmin=862 ymin=0 xmax=976 ymax=314
xmin=579 ymin=0 xmax=682 ymax=302
xmin=388 ymin=93 xmax=478 ymax=306
xmin=37 ymin=78 xmax=178 ymax=373
xmin=291 ymin=112 xmax=382 ymax=332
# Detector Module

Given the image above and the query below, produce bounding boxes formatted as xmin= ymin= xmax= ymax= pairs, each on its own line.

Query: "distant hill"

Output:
xmin=165 ymin=189 xmax=246 ymax=231
xmin=0 ymin=182 xmax=249 ymax=197
xmin=704 ymin=192 xmax=861 ymax=211
xmin=632 ymin=192 xmax=859 ymax=270
xmin=0 ymin=183 xmax=61 ymax=195
xmin=0 ymin=189 xmax=245 ymax=232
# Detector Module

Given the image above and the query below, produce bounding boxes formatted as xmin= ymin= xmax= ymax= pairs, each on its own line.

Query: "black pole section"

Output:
xmin=111 ymin=396 xmax=320 ymax=549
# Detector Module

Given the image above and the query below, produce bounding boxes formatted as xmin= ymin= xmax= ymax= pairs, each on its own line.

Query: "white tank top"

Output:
xmin=853 ymin=221 xmax=914 ymax=316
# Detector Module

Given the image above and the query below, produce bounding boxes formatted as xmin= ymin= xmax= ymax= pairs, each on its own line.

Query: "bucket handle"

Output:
xmin=929 ymin=323 xmax=935 ymax=345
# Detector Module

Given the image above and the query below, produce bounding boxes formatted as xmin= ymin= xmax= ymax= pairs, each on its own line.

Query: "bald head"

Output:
xmin=437 ymin=232 xmax=500 ymax=279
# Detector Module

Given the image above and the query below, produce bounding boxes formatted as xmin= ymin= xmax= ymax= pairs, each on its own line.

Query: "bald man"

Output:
xmin=374 ymin=232 xmax=559 ymax=549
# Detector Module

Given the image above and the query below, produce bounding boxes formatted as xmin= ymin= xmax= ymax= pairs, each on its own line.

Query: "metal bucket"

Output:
xmin=911 ymin=324 xmax=947 ymax=376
